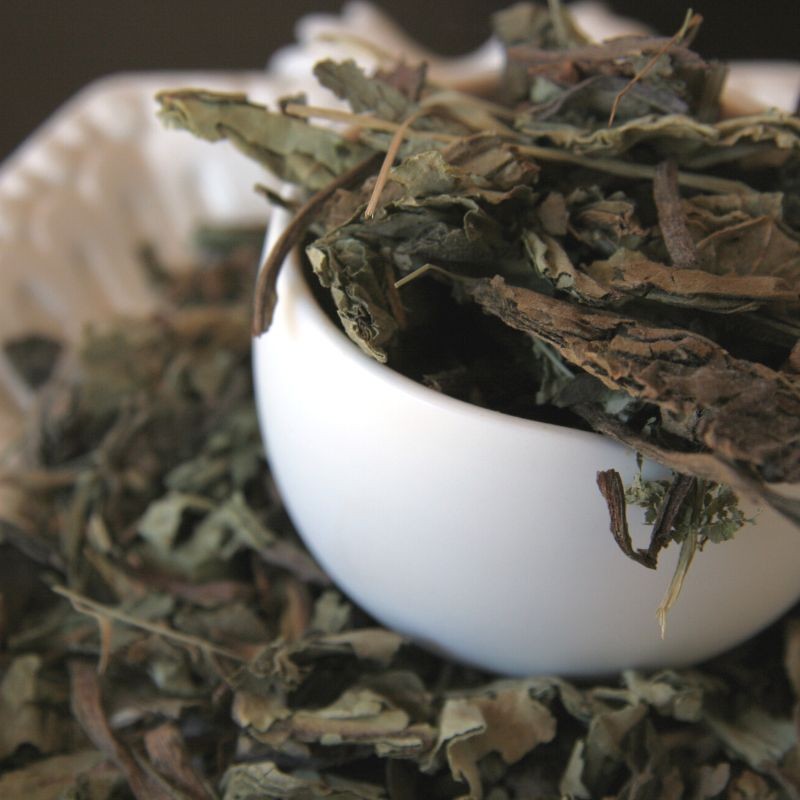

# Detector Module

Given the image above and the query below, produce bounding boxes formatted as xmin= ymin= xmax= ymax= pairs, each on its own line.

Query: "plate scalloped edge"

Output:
xmin=0 ymin=72 xmax=283 ymax=445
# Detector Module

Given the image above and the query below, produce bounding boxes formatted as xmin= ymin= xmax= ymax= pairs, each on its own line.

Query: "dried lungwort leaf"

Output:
xmin=471 ymin=276 xmax=800 ymax=484
xmin=313 ymin=59 xmax=415 ymax=122
xmin=157 ymin=89 xmax=374 ymax=191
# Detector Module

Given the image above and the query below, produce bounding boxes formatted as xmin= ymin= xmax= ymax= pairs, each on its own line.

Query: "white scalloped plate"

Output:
xmin=0 ymin=73 xmax=285 ymax=447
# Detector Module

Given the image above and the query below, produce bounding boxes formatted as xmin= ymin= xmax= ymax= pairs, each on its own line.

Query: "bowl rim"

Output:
xmin=266 ymin=204 xmax=632 ymax=452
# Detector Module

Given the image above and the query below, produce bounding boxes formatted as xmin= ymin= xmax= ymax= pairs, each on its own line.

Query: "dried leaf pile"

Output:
xmin=157 ymin=2 xmax=800 ymax=565
xmin=0 ymin=224 xmax=798 ymax=800
xmin=2 ymin=3 xmax=800 ymax=798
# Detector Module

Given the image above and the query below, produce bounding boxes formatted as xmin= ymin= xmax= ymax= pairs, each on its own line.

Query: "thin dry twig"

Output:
xmin=0 ymin=467 xmax=80 ymax=490
xmin=69 ymin=659 xmax=175 ymax=800
xmin=608 ymin=10 xmax=702 ymax=127
xmin=646 ymin=474 xmax=697 ymax=563
xmin=285 ymin=102 xmax=753 ymax=195
xmin=252 ymin=152 xmax=383 ymax=336
xmin=515 ymin=143 xmax=751 ymax=194
xmin=53 ymin=585 xmax=247 ymax=663
xmin=365 ymin=107 xmax=428 ymax=218
xmin=653 ymin=158 xmax=700 ymax=268
xmin=284 ymin=103 xmax=455 ymax=142
xmin=91 ymin=613 xmax=114 ymax=676
xmin=657 ymin=530 xmax=698 ymax=637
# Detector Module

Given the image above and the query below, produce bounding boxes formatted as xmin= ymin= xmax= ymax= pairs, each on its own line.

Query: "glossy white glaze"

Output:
xmin=254 ymin=208 xmax=800 ymax=675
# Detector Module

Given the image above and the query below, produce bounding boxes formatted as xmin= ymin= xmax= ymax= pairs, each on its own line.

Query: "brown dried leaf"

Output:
xmin=375 ymin=61 xmax=427 ymax=103
xmin=0 ymin=750 xmax=121 ymax=800
xmin=695 ymin=763 xmax=732 ymax=798
xmin=430 ymin=683 xmax=557 ymax=799
xmin=470 ymin=276 xmax=800 ymax=484
xmin=279 ymin=578 xmax=312 ymax=642
xmin=725 ymin=769 xmax=780 ymax=799
xmin=68 ymin=659 xmax=174 ymax=800
xmin=653 ymin=158 xmax=699 ymax=268
xmin=596 ymin=469 xmax=653 ymax=568
xmin=266 ymin=687 xmax=432 ymax=758
xmin=696 ymin=215 xmax=800 ymax=284
xmin=646 ymin=473 xmax=697 ymax=565
xmin=144 ymin=722 xmax=214 ymax=799
xmin=583 ymin=249 xmax=798 ymax=310
xmin=232 ymin=691 xmax=291 ymax=733
xmin=0 ymin=654 xmax=74 ymax=759
xmin=787 ymin=620 xmax=800 ymax=701
xmin=246 ymin=628 xmax=406 ymax=692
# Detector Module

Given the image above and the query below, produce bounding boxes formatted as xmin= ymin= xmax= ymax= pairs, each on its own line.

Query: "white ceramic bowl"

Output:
xmin=253 ymin=206 xmax=800 ymax=676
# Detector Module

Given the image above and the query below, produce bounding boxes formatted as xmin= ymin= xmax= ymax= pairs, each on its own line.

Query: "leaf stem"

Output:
xmin=252 ymin=151 xmax=383 ymax=336
xmin=608 ymin=10 xmax=701 ymax=127
xmin=52 ymin=585 xmax=247 ymax=662
xmin=286 ymin=103 xmax=754 ymax=195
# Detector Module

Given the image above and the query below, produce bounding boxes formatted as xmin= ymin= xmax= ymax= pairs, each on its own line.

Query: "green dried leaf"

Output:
xmin=516 ymin=110 xmax=800 ymax=162
xmin=306 ymin=235 xmax=401 ymax=363
xmin=0 ymin=655 xmax=74 ymax=759
xmin=625 ymin=471 xmax=752 ymax=547
xmin=313 ymin=59 xmax=414 ymax=122
xmin=137 ymin=491 xmax=280 ymax=580
xmin=157 ymin=89 xmax=374 ymax=190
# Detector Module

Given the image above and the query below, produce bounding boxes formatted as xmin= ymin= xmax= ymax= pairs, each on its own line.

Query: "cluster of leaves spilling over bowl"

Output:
xmin=157 ymin=2 xmax=800 ymax=598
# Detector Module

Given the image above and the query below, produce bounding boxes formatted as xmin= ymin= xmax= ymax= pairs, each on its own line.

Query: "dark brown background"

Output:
xmin=1 ymin=0 xmax=797 ymax=161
